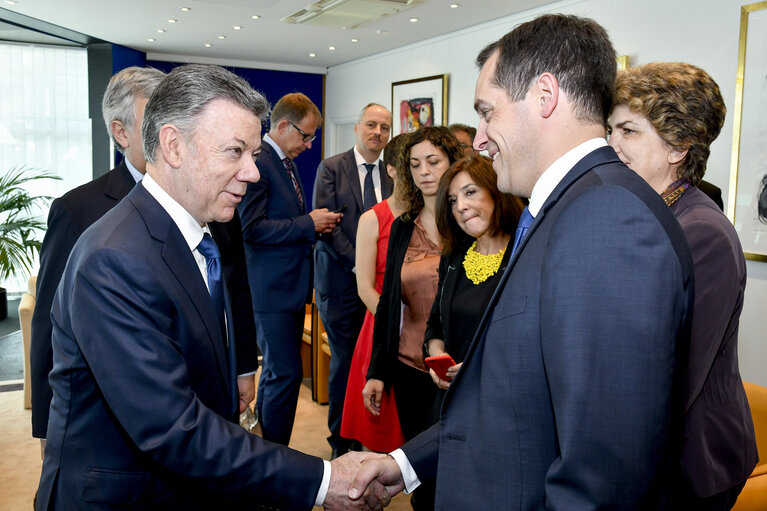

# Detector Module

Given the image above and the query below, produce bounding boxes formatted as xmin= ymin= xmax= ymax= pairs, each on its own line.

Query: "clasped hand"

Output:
xmin=323 ymin=452 xmax=405 ymax=510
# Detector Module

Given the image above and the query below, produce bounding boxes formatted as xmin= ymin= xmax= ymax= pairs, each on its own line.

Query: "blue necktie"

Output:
xmin=511 ymin=206 xmax=533 ymax=257
xmin=362 ymin=163 xmax=377 ymax=211
xmin=197 ymin=233 xmax=226 ymax=340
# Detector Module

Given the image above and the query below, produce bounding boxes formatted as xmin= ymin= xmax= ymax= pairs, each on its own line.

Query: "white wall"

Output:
xmin=324 ymin=0 xmax=766 ymax=385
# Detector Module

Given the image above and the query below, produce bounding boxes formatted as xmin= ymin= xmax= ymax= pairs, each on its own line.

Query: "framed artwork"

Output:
xmin=391 ymin=74 xmax=448 ymax=136
xmin=616 ymin=55 xmax=629 ymax=70
xmin=729 ymin=1 xmax=767 ymax=261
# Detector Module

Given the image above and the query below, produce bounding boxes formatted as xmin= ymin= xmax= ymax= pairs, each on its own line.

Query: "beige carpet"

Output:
xmin=0 ymin=379 xmax=410 ymax=511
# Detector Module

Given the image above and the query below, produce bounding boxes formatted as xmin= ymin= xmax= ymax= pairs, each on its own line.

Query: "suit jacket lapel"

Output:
xmin=104 ymin=160 xmax=137 ymax=202
xmin=265 ymin=143 xmax=305 ymax=213
xmin=128 ymin=184 xmax=232 ymax=395
xmin=344 ymin=149 xmax=364 ymax=211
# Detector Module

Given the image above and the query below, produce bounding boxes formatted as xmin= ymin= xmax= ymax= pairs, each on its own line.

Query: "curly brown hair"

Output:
xmin=613 ymin=62 xmax=726 ymax=185
xmin=397 ymin=126 xmax=463 ymax=221
xmin=436 ymin=155 xmax=525 ymax=255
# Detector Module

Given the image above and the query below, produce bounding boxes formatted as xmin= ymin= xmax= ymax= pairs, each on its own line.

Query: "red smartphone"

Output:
xmin=424 ymin=354 xmax=457 ymax=381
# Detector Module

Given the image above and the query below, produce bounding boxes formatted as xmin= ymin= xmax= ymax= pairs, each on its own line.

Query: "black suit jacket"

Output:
xmin=30 ymin=161 xmax=257 ymax=438
xmin=313 ymin=148 xmax=393 ymax=297
xmin=36 ymin=183 xmax=322 ymax=510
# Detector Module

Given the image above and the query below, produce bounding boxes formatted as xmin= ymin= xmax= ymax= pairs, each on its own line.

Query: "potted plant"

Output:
xmin=0 ymin=165 xmax=59 ymax=320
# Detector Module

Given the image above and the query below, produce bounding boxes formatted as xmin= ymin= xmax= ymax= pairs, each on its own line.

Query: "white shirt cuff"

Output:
xmin=315 ymin=460 xmax=332 ymax=506
xmin=390 ymin=448 xmax=421 ymax=494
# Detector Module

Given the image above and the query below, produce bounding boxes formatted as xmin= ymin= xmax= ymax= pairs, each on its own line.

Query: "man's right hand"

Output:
xmin=348 ymin=456 xmax=405 ymax=508
xmin=310 ymin=208 xmax=342 ymax=233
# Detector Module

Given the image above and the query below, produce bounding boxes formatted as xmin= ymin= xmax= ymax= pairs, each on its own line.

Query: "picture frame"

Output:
xmin=729 ymin=1 xmax=767 ymax=262
xmin=391 ymin=74 xmax=448 ymax=136
xmin=616 ymin=55 xmax=629 ymax=70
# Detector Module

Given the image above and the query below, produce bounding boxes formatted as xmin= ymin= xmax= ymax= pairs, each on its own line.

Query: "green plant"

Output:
xmin=0 ymin=165 xmax=59 ymax=282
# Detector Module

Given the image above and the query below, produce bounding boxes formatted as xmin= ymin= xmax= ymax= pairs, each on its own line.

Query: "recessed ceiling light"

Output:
xmin=157 ymin=29 xmax=165 ymax=33
xmin=168 ymin=19 xmax=177 ymax=23
xmin=5 ymin=0 xmax=17 ymax=4
xmin=180 ymin=7 xmax=191 ymax=12
xmin=329 ymin=46 xmax=335 ymax=51
xmin=204 ymin=43 xmax=213 ymax=48
xmin=233 ymin=25 xmax=242 ymax=30
xmin=351 ymin=38 xmax=358 ymax=43
xmin=218 ymin=35 xmax=226 ymax=39
xmin=450 ymin=3 xmax=459 ymax=8
xmin=409 ymin=17 xmax=418 ymax=23
xmin=147 ymin=38 xmax=155 ymax=42
xmin=251 ymin=15 xmax=260 ymax=20
xmin=309 ymin=53 xmax=316 ymax=57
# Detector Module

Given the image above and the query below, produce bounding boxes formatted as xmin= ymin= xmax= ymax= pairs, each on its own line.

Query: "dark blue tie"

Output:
xmin=362 ymin=163 xmax=377 ymax=211
xmin=511 ymin=206 xmax=533 ymax=257
xmin=197 ymin=233 xmax=226 ymax=340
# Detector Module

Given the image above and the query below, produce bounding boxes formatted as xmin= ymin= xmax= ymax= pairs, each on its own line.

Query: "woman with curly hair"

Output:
xmin=609 ymin=62 xmax=757 ymax=509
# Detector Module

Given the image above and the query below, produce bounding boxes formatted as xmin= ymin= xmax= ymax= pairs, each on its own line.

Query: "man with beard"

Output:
xmin=313 ymin=103 xmax=394 ymax=458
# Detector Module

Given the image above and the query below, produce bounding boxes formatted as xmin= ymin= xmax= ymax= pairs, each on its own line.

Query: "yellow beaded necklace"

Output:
xmin=463 ymin=240 xmax=505 ymax=285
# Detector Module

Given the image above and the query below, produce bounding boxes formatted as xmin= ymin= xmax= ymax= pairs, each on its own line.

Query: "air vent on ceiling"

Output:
xmin=282 ymin=0 xmax=414 ymax=29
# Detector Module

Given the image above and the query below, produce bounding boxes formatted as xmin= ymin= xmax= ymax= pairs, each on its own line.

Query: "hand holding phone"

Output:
xmin=424 ymin=354 xmax=458 ymax=382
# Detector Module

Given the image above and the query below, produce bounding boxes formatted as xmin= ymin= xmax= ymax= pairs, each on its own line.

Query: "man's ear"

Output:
xmin=535 ymin=72 xmax=559 ymax=119
xmin=158 ymin=124 xmax=183 ymax=169
xmin=111 ymin=120 xmax=129 ymax=149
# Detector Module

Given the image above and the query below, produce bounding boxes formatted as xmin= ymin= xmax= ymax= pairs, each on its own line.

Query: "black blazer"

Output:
xmin=368 ymin=216 xmax=414 ymax=389
xmin=313 ymin=148 xmax=393 ymax=297
xmin=30 ymin=161 xmax=257 ymax=437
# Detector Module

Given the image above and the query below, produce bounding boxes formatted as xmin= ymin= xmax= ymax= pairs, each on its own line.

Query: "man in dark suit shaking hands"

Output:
xmin=313 ymin=103 xmax=393 ymax=457
xmin=36 ymin=64 xmax=380 ymax=511
xmin=349 ymin=15 xmax=695 ymax=510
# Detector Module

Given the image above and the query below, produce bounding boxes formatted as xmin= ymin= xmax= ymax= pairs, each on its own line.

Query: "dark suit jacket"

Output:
xmin=673 ymin=186 xmax=757 ymax=497
xmin=313 ymin=148 xmax=393 ymax=297
xmin=30 ymin=161 xmax=257 ymax=438
xmin=402 ymin=146 xmax=695 ymax=510
xmin=238 ymin=140 xmax=315 ymax=313
xmin=36 ymin=183 xmax=322 ymax=510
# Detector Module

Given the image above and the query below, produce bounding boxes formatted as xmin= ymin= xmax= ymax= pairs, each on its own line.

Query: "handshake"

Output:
xmin=323 ymin=451 xmax=408 ymax=510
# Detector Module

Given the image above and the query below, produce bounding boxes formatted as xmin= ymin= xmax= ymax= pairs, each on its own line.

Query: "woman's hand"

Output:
xmin=362 ymin=378 xmax=384 ymax=416
xmin=429 ymin=362 xmax=462 ymax=390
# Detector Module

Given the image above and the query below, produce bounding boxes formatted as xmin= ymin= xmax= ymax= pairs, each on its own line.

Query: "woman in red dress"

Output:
xmin=340 ymin=134 xmax=409 ymax=452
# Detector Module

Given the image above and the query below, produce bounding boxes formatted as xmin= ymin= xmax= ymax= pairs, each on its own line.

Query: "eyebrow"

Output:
xmin=613 ymin=120 xmax=639 ymax=129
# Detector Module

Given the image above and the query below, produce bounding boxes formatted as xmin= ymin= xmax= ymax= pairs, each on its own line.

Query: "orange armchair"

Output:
xmin=732 ymin=381 xmax=767 ymax=510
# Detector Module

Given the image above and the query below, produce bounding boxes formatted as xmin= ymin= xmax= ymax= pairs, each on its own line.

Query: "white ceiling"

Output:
xmin=0 ymin=0 xmax=555 ymax=71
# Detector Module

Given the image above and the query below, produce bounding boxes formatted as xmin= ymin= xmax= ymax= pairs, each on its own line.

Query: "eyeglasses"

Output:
xmin=288 ymin=121 xmax=316 ymax=143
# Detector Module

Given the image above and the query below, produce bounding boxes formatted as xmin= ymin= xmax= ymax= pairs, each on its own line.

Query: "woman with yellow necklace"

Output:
xmin=425 ymin=155 xmax=524 ymax=398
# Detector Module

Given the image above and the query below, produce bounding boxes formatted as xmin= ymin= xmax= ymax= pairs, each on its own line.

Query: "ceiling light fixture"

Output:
xmin=409 ymin=17 xmax=418 ymax=23
xmin=157 ymin=29 xmax=165 ymax=33
xmin=351 ymin=38 xmax=358 ymax=43
xmin=218 ymin=35 xmax=226 ymax=39
xmin=309 ymin=52 xmax=316 ymax=57
xmin=450 ymin=3 xmax=459 ymax=8
xmin=204 ymin=43 xmax=213 ymax=48
xmin=5 ymin=0 xmax=17 ymax=4
xmin=147 ymin=38 xmax=155 ymax=42
xmin=233 ymin=25 xmax=242 ymax=30
xmin=251 ymin=15 xmax=260 ymax=20
xmin=168 ymin=19 xmax=177 ymax=23
xmin=180 ymin=7 xmax=191 ymax=12
xmin=329 ymin=46 xmax=335 ymax=50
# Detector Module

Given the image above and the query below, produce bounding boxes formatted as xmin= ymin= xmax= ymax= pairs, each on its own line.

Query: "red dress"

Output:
xmin=340 ymin=201 xmax=406 ymax=452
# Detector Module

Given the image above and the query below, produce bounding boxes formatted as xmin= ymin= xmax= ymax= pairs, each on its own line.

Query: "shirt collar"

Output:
xmin=264 ymin=133 xmax=287 ymax=161
xmin=124 ymin=156 xmax=144 ymax=183
xmin=141 ymin=172 xmax=209 ymax=252
xmin=354 ymin=145 xmax=379 ymax=168
xmin=528 ymin=138 xmax=607 ymax=217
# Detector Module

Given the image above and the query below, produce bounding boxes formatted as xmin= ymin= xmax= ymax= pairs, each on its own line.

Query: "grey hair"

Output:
xmin=358 ymin=102 xmax=391 ymax=122
xmin=102 ymin=66 xmax=166 ymax=153
xmin=142 ymin=64 xmax=270 ymax=163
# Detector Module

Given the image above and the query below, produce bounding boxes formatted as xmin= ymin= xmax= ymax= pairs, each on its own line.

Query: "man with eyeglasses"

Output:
xmin=313 ymin=103 xmax=394 ymax=459
xmin=238 ymin=92 xmax=341 ymax=446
